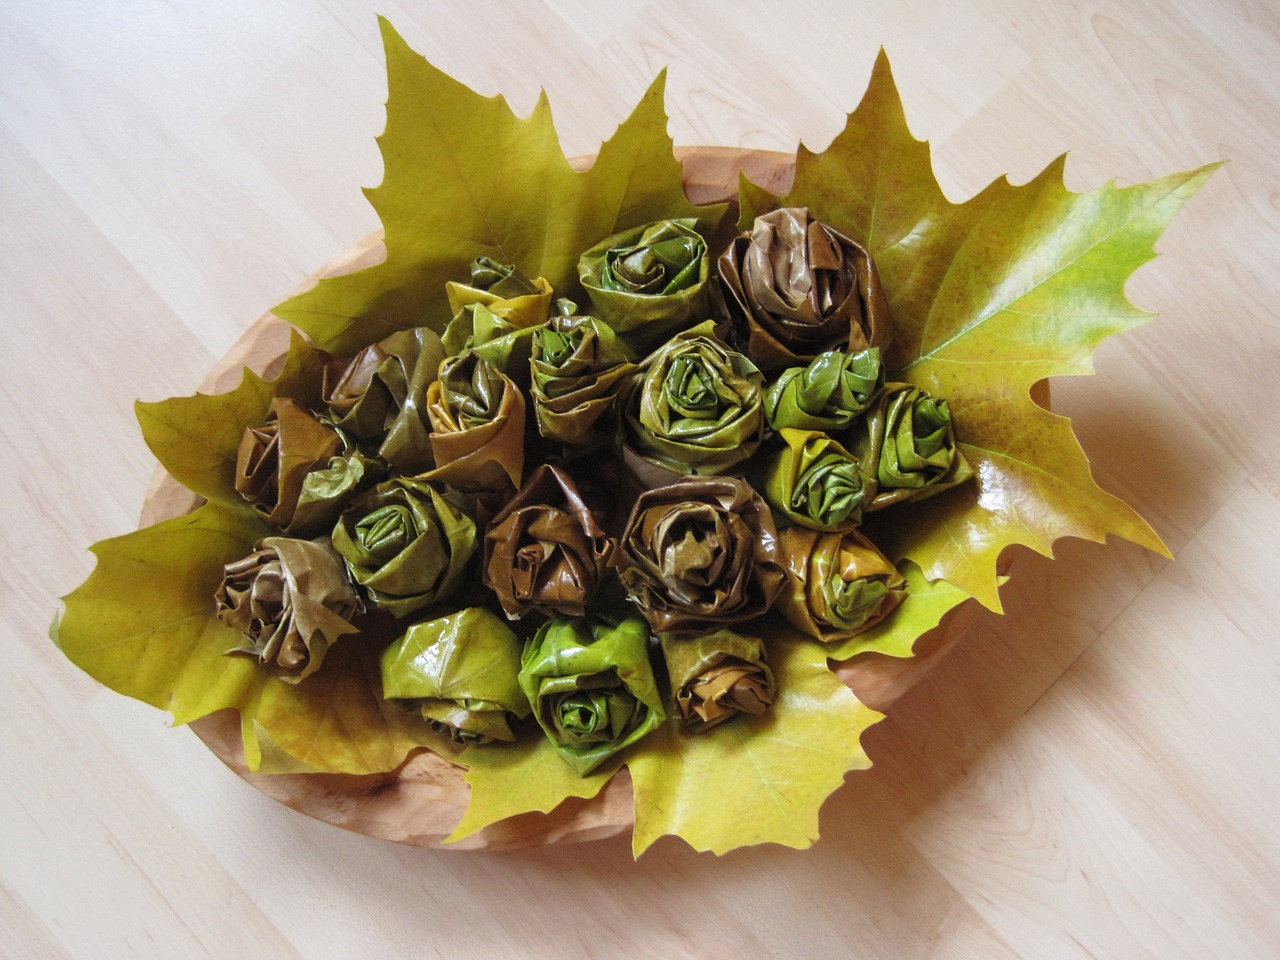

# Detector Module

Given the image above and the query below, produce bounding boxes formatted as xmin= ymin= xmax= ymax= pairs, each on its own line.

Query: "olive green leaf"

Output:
xmin=274 ymin=18 xmax=723 ymax=357
xmin=741 ymin=51 xmax=1217 ymax=610
xmin=627 ymin=635 xmax=884 ymax=855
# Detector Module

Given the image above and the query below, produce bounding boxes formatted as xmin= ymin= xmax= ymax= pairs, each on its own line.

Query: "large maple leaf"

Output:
xmin=742 ymin=52 xmax=1216 ymax=610
xmin=274 ymin=17 xmax=722 ymax=357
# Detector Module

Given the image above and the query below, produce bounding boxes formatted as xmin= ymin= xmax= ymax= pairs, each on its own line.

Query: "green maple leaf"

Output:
xmin=742 ymin=52 xmax=1217 ymax=610
xmin=274 ymin=17 xmax=723 ymax=357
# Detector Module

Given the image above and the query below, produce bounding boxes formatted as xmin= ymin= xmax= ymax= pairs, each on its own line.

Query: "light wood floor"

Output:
xmin=3 ymin=1 xmax=1278 ymax=957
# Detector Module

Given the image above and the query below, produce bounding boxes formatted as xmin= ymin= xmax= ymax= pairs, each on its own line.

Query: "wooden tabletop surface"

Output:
xmin=3 ymin=1 xmax=1278 ymax=957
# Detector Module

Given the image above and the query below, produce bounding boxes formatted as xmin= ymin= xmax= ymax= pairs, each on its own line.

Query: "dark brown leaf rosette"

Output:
xmin=215 ymin=536 xmax=361 ymax=682
xmin=659 ymin=630 xmax=775 ymax=733
xmin=424 ymin=353 xmax=526 ymax=504
xmin=775 ymin=526 xmax=906 ymax=642
xmin=530 ymin=314 xmax=637 ymax=451
xmin=483 ymin=464 xmax=614 ymax=619
xmin=719 ymin=207 xmax=891 ymax=373
xmin=321 ymin=326 xmax=445 ymax=473
xmin=330 ymin=477 xmax=477 ymax=619
xmin=619 ymin=321 xmax=766 ymax=487
xmin=577 ymin=218 xmax=713 ymax=353
xmin=235 ymin=396 xmax=341 ymax=531
xmin=850 ymin=382 xmax=973 ymax=510
xmin=615 ymin=476 xmax=785 ymax=634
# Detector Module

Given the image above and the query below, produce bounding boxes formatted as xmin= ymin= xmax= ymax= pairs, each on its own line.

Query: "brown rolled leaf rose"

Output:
xmin=235 ymin=396 xmax=342 ymax=531
xmin=530 ymin=314 xmax=637 ymax=450
xmin=615 ymin=476 xmax=785 ymax=634
xmin=483 ymin=464 xmax=615 ymax=619
xmin=215 ymin=536 xmax=361 ymax=682
xmin=321 ymin=326 xmax=446 ymax=473
xmin=424 ymin=352 xmax=525 ymax=504
xmin=775 ymin=525 xmax=906 ymax=642
xmin=660 ymin=630 xmax=775 ymax=732
xmin=719 ymin=207 xmax=891 ymax=373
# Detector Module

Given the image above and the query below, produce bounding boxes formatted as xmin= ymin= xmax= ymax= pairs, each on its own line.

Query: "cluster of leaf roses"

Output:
xmin=215 ymin=207 xmax=971 ymax=776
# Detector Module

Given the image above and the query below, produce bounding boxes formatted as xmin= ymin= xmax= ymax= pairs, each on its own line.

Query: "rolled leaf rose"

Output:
xmin=483 ymin=464 xmax=614 ymax=619
xmin=530 ymin=314 xmax=637 ymax=450
xmin=764 ymin=348 xmax=883 ymax=432
xmin=380 ymin=607 xmax=530 ymax=744
xmin=619 ymin=321 xmax=766 ymax=484
xmin=235 ymin=396 xmax=342 ymax=531
xmin=577 ymin=218 xmax=712 ymax=353
xmin=424 ymin=352 xmax=526 ymax=503
xmin=215 ymin=536 xmax=360 ymax=682
xmin=441 ymin=258 xmax=554 ymax=388
xmin=775 ymin=526 xmax=907 ymax=642
xmin=762 ymin=428 xmax=871 ymax=532
xmin=719 ymin=207 xmax=891 ymax=373
xmin=850 ymin=382 xmax=973 ymax=510
xmin=330 ymin=477 xmax=477 ymax=618
xmin=659 ymin=630 xmax=775 ymax=733
xmin=518 ymin=615 xmax=665 ymax=776
xmin=287 ymin=442 xmax=386 ymax=535
xmin=615 ymin=476 xmax=785 ymax=634
xmin=321 ymin=326 xmax=446 ymax=473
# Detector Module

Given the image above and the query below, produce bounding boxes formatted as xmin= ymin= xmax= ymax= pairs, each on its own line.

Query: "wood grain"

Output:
xmin=7 ymin=2 xmax=1280 ymax=957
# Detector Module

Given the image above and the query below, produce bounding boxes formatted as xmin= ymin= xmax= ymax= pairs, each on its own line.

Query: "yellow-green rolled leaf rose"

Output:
xmin=321 ymin=326 xmax=446 ymax=473
xmin=763 ymin=428 xmax=871 ymax=532
xmin=577 ymin=219 xmax=712 ymax=353
xmin=380 ymin=607 xmax=529 ymax=744
xmin=531 ymin=314 xmax=637 ymax=450
xmin=764 ymin=348 xmax=883 ymax=432
xmin=215 ymin=536 xmax=361 ymax=682
xmin=615 ymin=476 xmax=785 ymax=634
xmin=850 ymin=382 xmax=973 ymax=510
xmin=619 ymin=321 xmax=765 ymax=481
xmin=775 ymin=526 xmax=906 ymax=641
xmin=659 ymin=630 xmax=775 ymax=733
xmin=234 ymin=397 xmax=342 ymax=532
xmin=442 ymin=259 xmax=555 ymax=387
xmin=718 ymin=207 xmax=892 ymax=373
xmin=519 ymin=615 xmax=665 ymax=776
xmin=424 ymin=353 xmax=526 ymax=504
xmin=331 ymin=477 xmax=477 ymax=618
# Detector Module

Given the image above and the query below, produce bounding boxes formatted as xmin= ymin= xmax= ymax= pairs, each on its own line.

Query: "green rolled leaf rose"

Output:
xmin=215 ymin=536 xmax=361 ymax=682
xmin=719 ymin=207 xmax=892 ymax=373
xmin=577 ymin=218 xmax=712 ymax=353
xmin=380 ymin=607 xmax=530 ymax=744
xmin=850 ymin=382 xmax=973 ymax=510
xmin=330 ymin=477 xmax=477 ymax=618
xmin=518 ymin=615 xmax=665 ymax=776
xmin=659 ymin=630 xmax=775 ymax=733
xmin=235 ymin=396 xmax=342 ymax=532
xmin=615 ymin=476 xmax=785 ymax=634
xmin=775 ymin=526 xmax=907 ymax=642
xmin=619 ymin=321 xmax=766 ymax=486
xmin=287 ymin=440 xmax=387 ymax=536
xmin=441 ymin=258 xmax=555 ymax=387
xmin=321 ymin=326 xmax=446 ymax=473
xmin=530 ymin=314 xmax=637 ymax=451
xmin=763 ymin=348 xmax=883 ymax=432
xmin=762 ymin=428 xmax=870 ymax=532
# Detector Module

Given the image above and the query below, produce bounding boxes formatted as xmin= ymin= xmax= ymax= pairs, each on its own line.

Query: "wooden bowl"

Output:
xmin=140 ymin=147 xmax=1002 ymax=851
